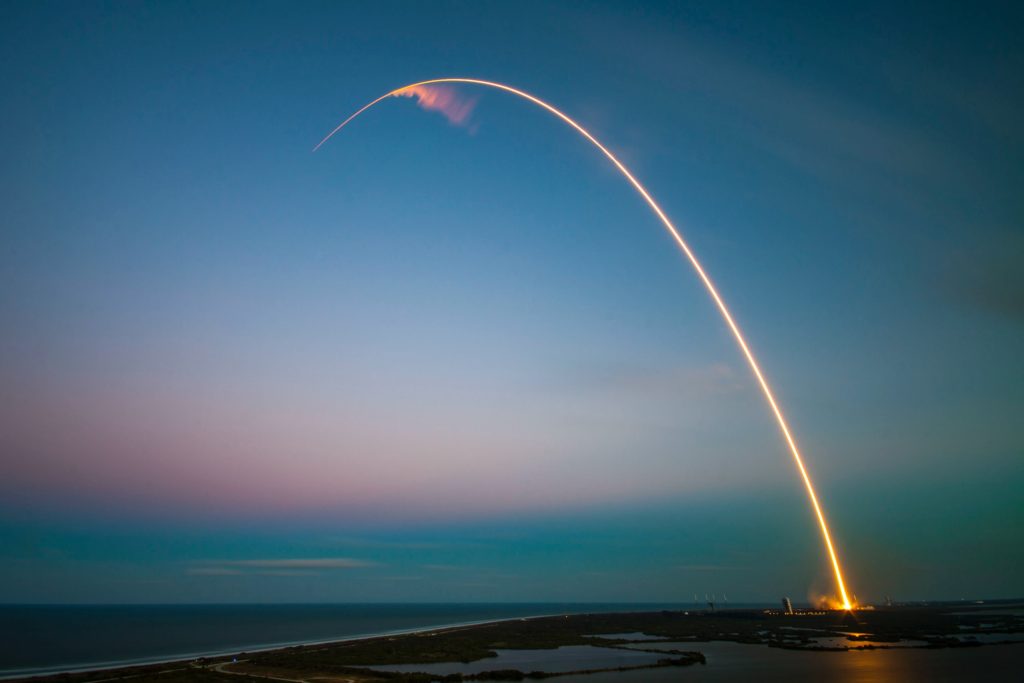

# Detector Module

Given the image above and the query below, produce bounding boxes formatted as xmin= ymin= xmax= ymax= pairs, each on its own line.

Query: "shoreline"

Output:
xmin=0 ymin=610 xmax=592 ymax=681
xmin=6 ymin=603 xmax=1021 ymax=682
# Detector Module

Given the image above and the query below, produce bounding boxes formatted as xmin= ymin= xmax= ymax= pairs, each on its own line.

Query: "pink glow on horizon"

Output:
xmin=0 ymin=369 xmax=765 ymax=523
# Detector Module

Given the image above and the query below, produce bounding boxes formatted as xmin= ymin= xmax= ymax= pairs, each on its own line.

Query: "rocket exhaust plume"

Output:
xmin=395 ymin=84 xmax=478 ymax=126
xmin=313 ymin=78 xmax=855 ymax=610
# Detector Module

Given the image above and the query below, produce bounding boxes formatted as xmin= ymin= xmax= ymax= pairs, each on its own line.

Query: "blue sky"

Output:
xmin=1 ymin=0 xmax=1021 ymax=603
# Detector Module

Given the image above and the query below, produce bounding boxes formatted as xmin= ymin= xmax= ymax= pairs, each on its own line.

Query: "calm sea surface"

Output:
xmin=3 ymin=604 xmax=1020 ymax=682
xmin=0 ymin=603 xmax=682 ymax=677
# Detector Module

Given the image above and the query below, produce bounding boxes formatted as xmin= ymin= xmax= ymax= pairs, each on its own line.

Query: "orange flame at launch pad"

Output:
xmin=314 ymin=78 xmax=854 ymax=611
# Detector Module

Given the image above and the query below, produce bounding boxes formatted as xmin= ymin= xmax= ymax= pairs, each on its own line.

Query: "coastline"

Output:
xmin=0 ymin=607 xmax=638 ymax=681
xmin=0 ymin=616 xmax=535 ymax=680
xmin=6 ymin=603 xmax=1021 ymax=682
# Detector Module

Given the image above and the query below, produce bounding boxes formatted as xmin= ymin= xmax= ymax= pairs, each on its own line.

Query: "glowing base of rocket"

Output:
xmin=315 ymin=77 xmax=858 ymax=609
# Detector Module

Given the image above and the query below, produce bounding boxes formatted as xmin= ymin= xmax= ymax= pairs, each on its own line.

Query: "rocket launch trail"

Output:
xmin=314 ymin=78 xmax=854 ymax=610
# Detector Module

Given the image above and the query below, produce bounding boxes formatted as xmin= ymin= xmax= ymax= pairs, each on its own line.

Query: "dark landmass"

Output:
xmin=13 ymin=601 xmax=1023 ymax=683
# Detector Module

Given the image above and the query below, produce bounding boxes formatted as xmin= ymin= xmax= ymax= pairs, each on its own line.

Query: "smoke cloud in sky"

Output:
xmin=394 ymin=84 xmax=478 ymax=127
xmin=2 ymin=1 xmax=1022 ymax=604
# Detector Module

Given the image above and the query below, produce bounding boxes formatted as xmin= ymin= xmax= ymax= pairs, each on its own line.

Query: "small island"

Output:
xmin=16 ymin=602 xmax=1023 ymax=683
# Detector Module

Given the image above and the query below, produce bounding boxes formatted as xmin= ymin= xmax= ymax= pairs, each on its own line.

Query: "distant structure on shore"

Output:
xmin=782 ymin=597 xmax=795 ymax=615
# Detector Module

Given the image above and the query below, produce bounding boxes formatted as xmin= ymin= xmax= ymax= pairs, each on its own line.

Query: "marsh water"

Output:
xmin=364 ymin=645 xmax=668 ymax=675
xmin=370 ymin=640 xmax=1023 ymax=682
xmin=0 ymin=603 xmax=683 ymax=677
xmin=4 ymin=604 xmax=1021 ymax=682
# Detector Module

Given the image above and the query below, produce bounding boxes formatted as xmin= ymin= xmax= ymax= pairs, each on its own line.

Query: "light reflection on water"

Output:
xmin=364 ymin=645 xmax=667 ymax=676
xmin=565 ymin=641 xmax=1024 ymax=683
xmin=370 ymin=641 xmax=1024 ymax=682
xmin=584 ymin=632 xmax=666 ymax=641
xmin=790 ymin=637 xmax=929 ymax=648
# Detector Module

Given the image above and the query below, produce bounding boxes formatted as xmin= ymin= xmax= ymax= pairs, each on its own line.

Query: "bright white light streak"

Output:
xmin=314 ymin=78 xmax=854 ymax=610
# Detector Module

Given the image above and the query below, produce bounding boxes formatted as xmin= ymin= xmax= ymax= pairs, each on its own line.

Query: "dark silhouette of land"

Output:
xmin=14 ymin=601 xmax=1023 ymax=683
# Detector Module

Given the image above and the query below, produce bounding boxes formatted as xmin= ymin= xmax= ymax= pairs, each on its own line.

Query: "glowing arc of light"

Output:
xmin=314 ymin=78 xmax=853 ymax=611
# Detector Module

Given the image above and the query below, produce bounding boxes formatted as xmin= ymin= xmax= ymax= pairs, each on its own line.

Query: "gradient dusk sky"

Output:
xmin=1 ymin=1 xmax=1021 ymax=604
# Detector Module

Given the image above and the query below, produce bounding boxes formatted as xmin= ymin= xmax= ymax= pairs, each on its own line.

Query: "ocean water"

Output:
xmin=0 ymin=603 xmax=684 ymax=677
